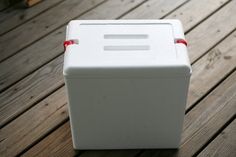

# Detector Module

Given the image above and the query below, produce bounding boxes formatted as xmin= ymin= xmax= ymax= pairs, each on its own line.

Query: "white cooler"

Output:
xmin=63 ymin=20 xmax=192 ymax=149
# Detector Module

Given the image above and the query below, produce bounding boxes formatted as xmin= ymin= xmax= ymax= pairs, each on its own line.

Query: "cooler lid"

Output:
xmin=63 ymin=20 xmax=191 ymax=78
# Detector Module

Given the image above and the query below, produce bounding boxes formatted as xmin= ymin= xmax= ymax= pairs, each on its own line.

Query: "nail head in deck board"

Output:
xmin=0 ymin=0 xmax=64 ymax=35
xmin=197 ymin=120 xmax=236 ymax=157
xmin=0 ymin=0 xmax=105 ymax=62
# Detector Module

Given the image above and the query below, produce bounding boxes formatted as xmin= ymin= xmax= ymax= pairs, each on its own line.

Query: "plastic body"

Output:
xmin=63 ymin=20 xmax=192 ymax=149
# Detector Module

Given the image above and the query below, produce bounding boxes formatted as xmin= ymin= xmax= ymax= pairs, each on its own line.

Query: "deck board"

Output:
xmin=21 ymin=65 xmax=236 ymax=157
xmin=9 ymin=27 xmax=236 ymax=157
xmin=187 ymin=28 xmax=236 ymax=109
xmin=0 ymin=0 xmax=233 ymax=127
xmin=0 ymin=0 xmax=106 ymax=62
xmin=0 ymin=0 xmax=148 ymax=128
xmin=0 ymin=87 xmax=67 ymax=157
xmin=0 ymin=0 xmax=188 ymax=96
xmin=122 ymin=0 xmax=188 ymax=19
xmin=197 ymin=120 xmax=236 ymax=157
xmin=0 ymin=0 xmax=236 ymax=156
xmin=0 ymin=0 xmax=64 ymax=35
xmin=0 ymin=0 xmax=186 ymax=128
xmin=139 ymin=71 xmax=236 ymax=157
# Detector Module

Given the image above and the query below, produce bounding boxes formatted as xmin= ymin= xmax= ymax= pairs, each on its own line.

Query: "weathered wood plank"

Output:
xmin=78 ymin=0 xmax=148 ymax=20
xmin=0 ymin=0 xmax=146 ymax=92
xmin=0 ymin=87 xmax=68 ymax=157
xmin=79 ymin=28 xmax=234 ymax=157
xmin=0 ymin=0 xmax=147 ymax=128
xmin=14 ymin=27 xmax=236 ymax=157
xmin=124 ymin=0 xmax=236 ymax=64
xmin=0 ymin=0 xmax=230 ymax=125
xmin=0 ymin=0 xmax=148 ymax=127
xmin=123 ymin=0 xmax=230 ymax=34
xmin=0 ymin=0 xmax=232 ymax=95
xmin=197 ymin=120 xmax=236 ymax=157
xmin=186 ymin=0 xmax=236 ymax=62
xmin=165 ymin=0 xmax=230 ymax=32
xmin=21 ymin=122 xmax=76 ymax=157
xmin=0 ymin=0 xmax=64 ymax=35
xmin=0 ymin=55 xmax=64 ymax=128
xmin=0 ymin=28 xmax=65 ymax=92
xmin=122 ymin=0 xmax=188 ymax=19
xmin=177 ymin=86 xmax=236 ymax=157
xmin=0 ymin=0 xmax=105 ymax=62
xmin=22 ymin=66 xmax=236 ymax=157
xmin=187 ymin=29 xmax=236 ymax=109
xmin=138 ymin=71 xmax=236 ymax=157
xmin=0 ymin=0 xmax=150 ymax=155
xmin=0 ymin=0 xmax=184 ymax=127
xmin=23 ymin=121 xmax=139 ymax=157
xmin=1 ymin=1 xmax=236 ymax=156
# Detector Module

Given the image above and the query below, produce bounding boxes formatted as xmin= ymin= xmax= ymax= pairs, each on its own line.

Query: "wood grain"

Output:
xmin=124 ymin=0 xmax=236 ymax=63
xmin=0 ymin=0 xmax=184 ymax=127
xmin=18 ymin=25 xmax=236 ymax=157
xmin=0 ymin=0 xmax=146 ymax=92
xmin=165 ymin=0 xmax=230 ymax=32
xmin=0 ymin=87 xmax=68 ymax=157
xmin=197 ymin=120 xmax=236 ymax=157
xmin=187 ymin=29 xmax=236 ymax=109
xmin=21 ymin=122 xmax=76 ymax=157
xmin=0 ymin=0 xmax=231 ymax=127
xmin=0 ymin=55 xmax=64 ymax=128
xmin=0 ymin=0 xmax=148 ymax=128
xmin=23 ymin=66 xmax=236 ymax=157
xmin=0 ymin=0 xmax=105 ymax=62
xmin=0 ymin=0 xmax=232 ymax=94
xmin=186 ymin=0 xmax=236 ymax=62
xmin=138 ymin=71 xmax=236 ymax=157
xmin=0 ymin=0 xmax=236 ymax=156
xmin=0 ymin=0 xmax=64 ymax=35
xmin=0 ymin=0 xmax=151 ymax=155
xmin=122 ymin=0 xmax=188 ymax=19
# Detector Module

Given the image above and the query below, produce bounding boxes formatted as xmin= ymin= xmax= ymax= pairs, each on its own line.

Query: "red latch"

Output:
xmin=64 ymin=40 xmax=75 ymax=51
xmin=63 ymin=39 xmax=78 ymax=51
xmin=175 ymin=39 xmax=187 ymax=46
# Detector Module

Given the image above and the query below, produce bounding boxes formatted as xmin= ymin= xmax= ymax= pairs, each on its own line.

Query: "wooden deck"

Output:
xmin=0 ymin=0 xmax=235 ymax=156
